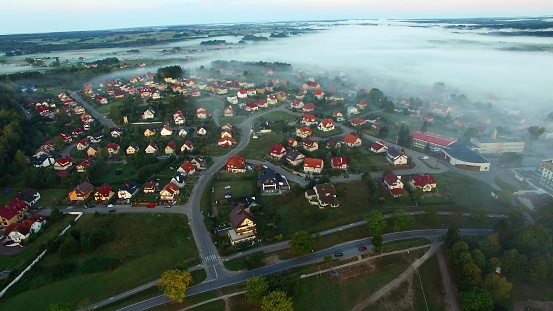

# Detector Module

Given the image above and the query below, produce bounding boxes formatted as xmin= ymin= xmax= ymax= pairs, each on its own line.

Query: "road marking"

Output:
xmin=204 ymin=254 xmax=217 ymax=262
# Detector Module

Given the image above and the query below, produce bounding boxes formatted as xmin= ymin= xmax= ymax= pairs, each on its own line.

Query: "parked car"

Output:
xmin=107 ymin=204 xmax=114 ymax=208
xmin=108 ymin=209 xmax=116 ymax=213
xmin=211 ymin=187 xmax=215 ymax=192
xmin=147 ymin=204 xmax=155 ymax=208
xmin=164 ymin=205 xmax=171 ymax=208
xmin=224 ymin=191 xmax=232 ymax=199
xmin=334 ymin=252 xmax=343 ymax=257
xmin=359 ymin=246 xmax=368 ymax=251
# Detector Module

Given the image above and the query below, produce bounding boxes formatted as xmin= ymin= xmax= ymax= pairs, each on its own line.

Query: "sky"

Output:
xmin=2 ymin=0 xmax=553 ymax=34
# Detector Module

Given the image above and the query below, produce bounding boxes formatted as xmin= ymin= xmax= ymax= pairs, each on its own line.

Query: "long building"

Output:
xmin=410 ymin=131 xmax=457 ymax=150
xmin=470 ymin=137 xmax=525 ymax=154
xmin=441 ymin=142 xmax=491 ymax=172
xmin=540 ymin=159 xmax=553 ymax=188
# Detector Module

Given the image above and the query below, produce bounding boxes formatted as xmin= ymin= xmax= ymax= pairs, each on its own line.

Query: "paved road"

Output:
xmin=70 ymin=92 xmax=117 ymax=129
xmin=118 ymin=229 xmax=491 ymax=311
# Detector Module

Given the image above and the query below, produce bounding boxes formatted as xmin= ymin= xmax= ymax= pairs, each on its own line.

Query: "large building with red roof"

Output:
xmin=410 ymin=131 xmax=456 ymax=150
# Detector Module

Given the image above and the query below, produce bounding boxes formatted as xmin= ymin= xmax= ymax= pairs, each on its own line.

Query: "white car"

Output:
xmin=225 ymin=185 xmax=231 ymax=189
xmin=107 ymin=204 xmax=114 ymax=208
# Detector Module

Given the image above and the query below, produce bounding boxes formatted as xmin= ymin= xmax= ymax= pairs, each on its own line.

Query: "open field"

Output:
xmin=238 ymin=132 xmax=279 ymax=160
xmin=255 ymin=110 xmax=297 ymax=122
xmin=96 ymin=100 xmax=123 ymax=114
xmin=1 ymin=213 xmax=199 ymax=311
xmin=497 ymin=279 xmax=553 ymax=311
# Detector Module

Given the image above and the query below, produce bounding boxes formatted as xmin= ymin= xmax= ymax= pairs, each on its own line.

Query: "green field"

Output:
xmin=1 ymin=213 xmax=199 ymax=311
xmin=96 ymin=100 xmax=123 ymax=114
xmin=255 ymin=111 xmax=298 ymax=122
xmin=238 ymin=133 xmax=280 ymax=160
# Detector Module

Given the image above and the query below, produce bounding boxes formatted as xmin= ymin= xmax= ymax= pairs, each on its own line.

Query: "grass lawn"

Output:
xmin=211 ymin=173 xmax=257 ymax=204
xmin=255 ymin=111 xmax=297 ymax=122
xmin=293 ymin=249 xmax=426 ymax=311
xmin=432 ymin=172 xmax=506 ymax=213
xmin=228 ymin=295 xmax=261 ymax=311
xmin=238 ymin=133 xmax=279 ymax=160
xmin=196 ymin=98 xmax=225 ymax=113
xmin=96 ymin=101 xmax=123 ymax=114
xmin=0 ymin=215 xmax=74 ymax=273
xmin=347 ymin=147 xmax=391 ymax=173
xmin=497 ymin=279 xmax=553 ymax=310
xmin=220 ymin=116 xmax=247 ymax=126
xmin=1 ymin=213 xmax=199 ymax=311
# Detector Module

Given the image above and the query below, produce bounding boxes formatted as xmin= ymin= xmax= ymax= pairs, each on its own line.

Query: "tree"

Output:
xmin=444 ymin=223 xmax=462 ymax=248
xmin=501 ymin=249 xmax=527 ymax=276
xmin=289 ymin=231 xmax=314 ymax=255
xmin=49 ymin=207 xmax=64 ymax=223
xmin=158 ymin=269 xmax=193 ymax=302
xmin=391 ymin=209 xmax=415 ymax=231
xmin=14 ymin=149 xmax=27 ymax=168
xmin=246 ymin=276 xmax=269 ymax=303
xmin=109 ymin=105 xmax=122 ymax=123
xmin=59 ymin=235 xmax=80 ymax=256
xmin=420 ymin=120 xmax=429 ymax=132
xmin=423 ymin=206 xmax=439 ymax=226
xmin=365 ymin=210 xmax=387 ymax=234
xmin=527 ymin=125 xmax=545 ymax=141
xmin=459 ymin=287 xmax=494 ymax=311
xmin=479 ymin=233 xmax=502 ymax=259
xmin=462 ymin=127 xmax=479 ymax=142
xmin=499 ymin=152 xmax=523 ymax=167
xmin=47 ymin=302 xmax=72 ymax=311
xmin=483 ymin=273 xmax=512 ymax=300
xmin=514 ymin=224 xmax=553 ymax=255
xmin=471 ymin=209 xmax=489 ymax=224
xmin=372 ymin=232 xmax=383 ymax=253
xmin=471 ymin=249 xmax=486 ymax=271
xmin=261 ymin=290 xmax=293 ymax=311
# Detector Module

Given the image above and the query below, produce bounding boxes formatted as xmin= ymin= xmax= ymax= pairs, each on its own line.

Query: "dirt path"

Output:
xmin=175 ymin=290 xmax=246 ymax=311
xmin=514 ymin=301 xmax=553 ymax=311
xmin=350 ymin=243 xmax=439 ymax=311
xmin=436 ymin=244 xmax=461 ymax=311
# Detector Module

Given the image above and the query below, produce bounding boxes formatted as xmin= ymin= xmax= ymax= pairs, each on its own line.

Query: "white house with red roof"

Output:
xmin=245 ymin=102 xmax=258 ymax=112
xmin=343 ymin=134 xmax=362 ymax=147
xmin=196 ymin=107 xmax=208 ymax=119
xmin=218 ymin=137 xmax=237 ymax=147
xmin=105 ymin=143 xmax=120 ymax=156
xmin=301 ymin=114 xmax=317 ymax=126
xmin=160 ymin=124 xmax=173 ymax=136
xmin=409 ymin=173 xmax=437 ymax=192
xmin=237 ymin=90 xmax=248 ymax=99
xmin=94 ymin=183 xmax=114 ymax=202
xmin=290 ymin=99 xmax=304 ymax=110
xmin=76 ymin=139 xmax=89 ymax=151
xmin=269 ymin=144 xmax=286 ymax=159
xmin=351 ymin=118 xmax=368 ymax=127
xmin=142 ymin=107 xmax=155 ymax=120
xmin=173 ymin=111 xmax=185 ymax=125
xmin=181 ymin=140 xmax=194 ymax=153
xmin=331 ymin=157 xmax=348 ymax=170
xmin=302 ymin=102 xmax=315 ymax=112
xmin=145 ymin=142 xmax=158 ymax=154
xmin=298 ymin=88 xmax=307 ymax=95
xmin=303 ymin=81 xmax=321 ymax=90
xmin=383 ymin=172 xmax=405 ymax=197
xmin=303 ymin=158 xmax=324 ymax=174
xmin=191 ymin=89 xmax=201 ymax=97
xmin=370 ymin=141 xmax=388 ymax=153
xmin=317 ymin=119 xmax=336 ymax=132
xmin=76 ymin=159 xmax=92 ymax=173
xmin=314 ymin=90 xmax=325 ymax=100
xmin=332 ymin=110 xmax=344 ymax=122
xmin=296 ymin=126 xmax=313 ymax=138
xmin=54 ymin=156 xmax=73 ymax=171
xmin=410 ymin=131 xmax=457 ymax=150
xmin=226 ymin=155 xmax=246 ymax=173
xmin=257 ymin=99 xmax=268 ymax=108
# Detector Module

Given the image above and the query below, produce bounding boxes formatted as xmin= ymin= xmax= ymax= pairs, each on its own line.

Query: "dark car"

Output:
xmin=108 ymin=209 xmax=116 ymax=213
xmin=343 ymin=174 xmax=349 ymax=178
xmin=334 ymin=252 xmax=343 ymax=257
xmin=359 ymin=246 xmax=368 ymax=251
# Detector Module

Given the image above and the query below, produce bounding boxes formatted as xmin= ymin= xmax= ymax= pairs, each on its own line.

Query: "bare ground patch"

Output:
xmin=514 ymin=301 xmax=553 ymax=311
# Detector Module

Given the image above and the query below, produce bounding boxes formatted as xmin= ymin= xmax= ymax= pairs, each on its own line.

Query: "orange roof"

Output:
xmin=226 ymin=155 xmax=245 ymax=168
xmin=343 ymin=133 xmax=361 ymax=144
xmin=303 ymin=158 xmax=323 ymax=168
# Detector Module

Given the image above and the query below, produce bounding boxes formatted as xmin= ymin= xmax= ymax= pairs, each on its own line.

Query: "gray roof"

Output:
xmin=443 ymin=143 xmax=490 ymax=164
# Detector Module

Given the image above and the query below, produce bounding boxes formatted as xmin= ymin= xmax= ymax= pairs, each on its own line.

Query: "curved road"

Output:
xmin=70 ymin=92 xmax=117 ymax=129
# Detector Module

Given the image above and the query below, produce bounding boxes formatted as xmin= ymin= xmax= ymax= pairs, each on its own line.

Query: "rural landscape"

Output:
xmin=0 ymin=6 xmax=553 ymax=311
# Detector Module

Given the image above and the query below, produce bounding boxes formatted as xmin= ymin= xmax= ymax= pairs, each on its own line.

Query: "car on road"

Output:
xmin=107 ymin=204 xmax=114 ymax=208
xmin=359 ymin=246 xmax=368 ymax=251
xmin=224 ymin=191 xmax=232 ymax=199
xmin=343 ymin=173 xmax=349 ymax=178
xmin=334 ymin=252 xmax=344 ymax=257
xmin=147 ymin=204 xmax=155 ymax=208
xmin=420 ymin=156 xmax=429 ymax=160
xmin=164 ymin=205 xmax=171 ymax=208
xmin=108 ymin=209 xmax=116 ymax=213
xmin=211 ymin=187 xmax=215 ymax=192
xmin=225 ymin=185 xmax=231 ymax=189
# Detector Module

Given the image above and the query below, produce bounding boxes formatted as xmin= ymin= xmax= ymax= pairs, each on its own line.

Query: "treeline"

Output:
xmin=200 ymin=40 xmax=226 ymax=45
xmin=211 ymin=60 xmax=293 ymax=72
xmin=157 ymin=65 xmax=184 ymax=79
xmin=0 ymin=84 xmax=27 ymax=184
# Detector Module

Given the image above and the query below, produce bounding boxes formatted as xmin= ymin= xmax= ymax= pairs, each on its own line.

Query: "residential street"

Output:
xmin=70 ymin=92 xmax=117 ymax=129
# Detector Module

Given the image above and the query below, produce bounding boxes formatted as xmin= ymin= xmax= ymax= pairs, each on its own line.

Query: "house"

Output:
xmin=267 ymin=96 xmax=278 ymax=105
xmin=302 ymin=114 xmax=317 ymax=126
xmin=411 ymin=131 xmax=457 ymax=150
xmin=33 ymin=154 xmax=55 ymax=168
xmin=257 ymin=168 xmax=290 ymax=195
xmin=226 ymin=155 xmax=246 ymax=173
xmin=68 ymin=181 xmax=94 ymax=203
xmin=218 ymin=137 xmax=237 ymax=147
xmin=303 ymin=158 xmax=324 ymax=174
xmin=314 ymin=89 xmax=325 ymax=100
xmin=54 ymin=156 xmax=73 ymax=171
xmin=196 ymin=125 xmax=207 ymax=136
xmin=269 ymin=144 xmax=286 ymax=159
xmin=237 ymin=90 xmax=248 ymax=99
xmin=170 ymin=172 xmax=186 ymax=188
xmin=247 ymin=89 xmax=257 ymax=96
xmin=145 ymin=142 xmax=158 ymax=154
xmin=3 ymin=214 xmax=46 ymax=243
xmin=326 ymin=137 xmax=342 ymax=149
xmin=143 ymin=182 xmax=158 ymax=194
xmin=383 ymin=172 xmax=405 ymax=197
xmin=224 ymin=106 xmax=234 ymax=117
xmin=302 ymin=102 xmax=315 ymax=112
xmin=290 ymin=99 xmax=304 ymax=110
xmin=110 ymin=128 xmax=123 ymax=138
xmin=245 ymin=102 xmax=259 ymax=112
xmin=76 ymin=159 xmax=92 ymax=173
xmin=259 ymin=122 xmax=272 ymax=133
xmin=177 ymin=161 xmax=196 ymax=176
xmin=181 ymin=140 xmax=194 ymax=153
xmin=303 ymin=81 xmax=321 ymax=90
xmin=0 ymin=199 xmax=29 ymax=227
xmin=332 ymin=110 xmax=344 ymax=122
xmin=347 ymin=106 xmax=359 ymax=115
xmin=303 ymin=138 xmax=319 ymax=152
xmin=71 ymin=128 xmax=85 ymax=137
xmin=118 ymin=181 xmax=139 ymax=199
xmin=288 ymin=138 xmax=298 ymax=147
xmin=257 ymin=99 xmax=268 ymax=108
xmin=331 ymin=157 xmax=348 ymax=170
xmin=305 ymin=183 xmax=339 ymax=208
xmin=277 ymin=92 xmax=287 ymax=101
xmin=227 ymin=96 xmax=239 ymax=105
xmin=160 ymin=124 xmax=173 ymax=136
xmin=142 ymin=107 xmax=156 ymax=120
xmin=191 ymin=156 xmax=207 ymax=170
xmin=317 ymin=119 xmax=336 ymax=131
xmin=88 ymin=133 xmax=104 ymax=143
xmin=16 ymin=189 xmax=41 ymax=206
xmin=165 ymin=141 xmax=177 ymax=154
xmin=351 ymin=118 xmax=368 ymax=127
xmin=228 ymin=203 xmax=257 ymax=245
xmin=409 ymin=173 xmax=437 ymax=192
xmin=196 ymin=107 xmax=208 ymax=119
xmin=370 ymin=141 xmax=388 ymax=153
xmin=144 ymin=128 xmax=156 ymax=138
xmin=126 ymin=142 xmax=140 ymax=155
xmin=94 ymin=183 xmax=114 ymax=202
xmin=386 ymin=147 xmax=409 ymax=166
xmin=105 ymin=143 xmax=120 ymax=156
xmin=58 ymin=133 xmax=72 ymax=144
xmin=296 ymin=126 xmax=313 ymax=138
xmin=286 ymin=149 xmax=305 ymax=166
xmin=178 ymin=127 xmax=190 ymax=137
xmin=160 ymin=182 xmax=180 ymax=201
xmin=190 ymin=89 xmax=201 ymax=97
xmin=358 ymin=99 xmax=368 ymax=110
xmin=220 ymin=129 xmax=233 ymax=138
xmin=173 ymin=111 xmax=185 ymax=125
xmin=343 ymin=133 xmax=362 ymax=147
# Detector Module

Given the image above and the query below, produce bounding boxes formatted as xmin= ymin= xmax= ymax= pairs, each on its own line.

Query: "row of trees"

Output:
xmin=246 ymin=276 xmax=294 ymax=311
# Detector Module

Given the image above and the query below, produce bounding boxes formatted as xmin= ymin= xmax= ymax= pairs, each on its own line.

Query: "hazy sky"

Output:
xmin=2 ymin=0 xmax=553 ymax=34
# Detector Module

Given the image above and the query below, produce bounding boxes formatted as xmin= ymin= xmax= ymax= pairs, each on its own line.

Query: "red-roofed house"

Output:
xmin=351 ymin=118 xmax=368 ymax=127
xmin=343 ymin=134 xmax=362 ymax=147
xmin=270 ymin=144 xmax=286 ymax=159
xmin=302 ymin=114 xmax=317 ymax=126
xmin=296 ymin=126 xmax=313 ymax=138
xmin=94 ymin=183 xmax=114 ymax=202
xmin=181 ymin=140 xmax=194 ymax=153
xmin=410 ymin=131 xmax=456 ymax=150
xmin=218 ymin=137 xmax=237 ymax=147
xmin=303 ymin=81 xmax=321 ymax=90
xmin=160 ymin=182 xmax=180 ymax=201
xmin=226 ymin=156 xmax=246 ymax=173
xmin=76 ymin=139 xmax=89 ymax=151
xmin=290 ymin=99 xmax=304 ymax=109
xmin=245 ymin=102 xmax=258 ymax=112
xmin=383 ymin=172 xmax=405 ymax=197
xmin=317 ymin=119 xmax=335 ymax=132
xmin=409 ymin=174 xmax=437 ymax=192
xmin=173 ymin=111 xmax=185 ymax=125
xmin=160 ymin=124 xmax=173 ymax=136
xmin=370 ymin=141 xmax=388 ymax=153
xmin=54 ymin=156 xmax=73 ymax=171
xmin=105 ymin=143 xmax=120 ymax=156
xmin=288 ymin=138 xmax=298 ymax=147
xmin=0 ymin=199 xmax=29 ymax=227
xmin=165 ymin=141 xmax=177 ymax=154
xmin=76 ymin=159 xmax=92 ymax=173
xmin=303 ymin=158 xmax=324 ymax=174
xmin=314 ymin=89 xmax=325 ymax=100
xmin=302 ymin=102 xmax=315 ymax=112
xmin=331 ymin=157 xmax=348 ymax=170
xmin=145 ymin=142 xmax=158 ymax=154
xmin=332 ymin=110 xmax=344 ymax=122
